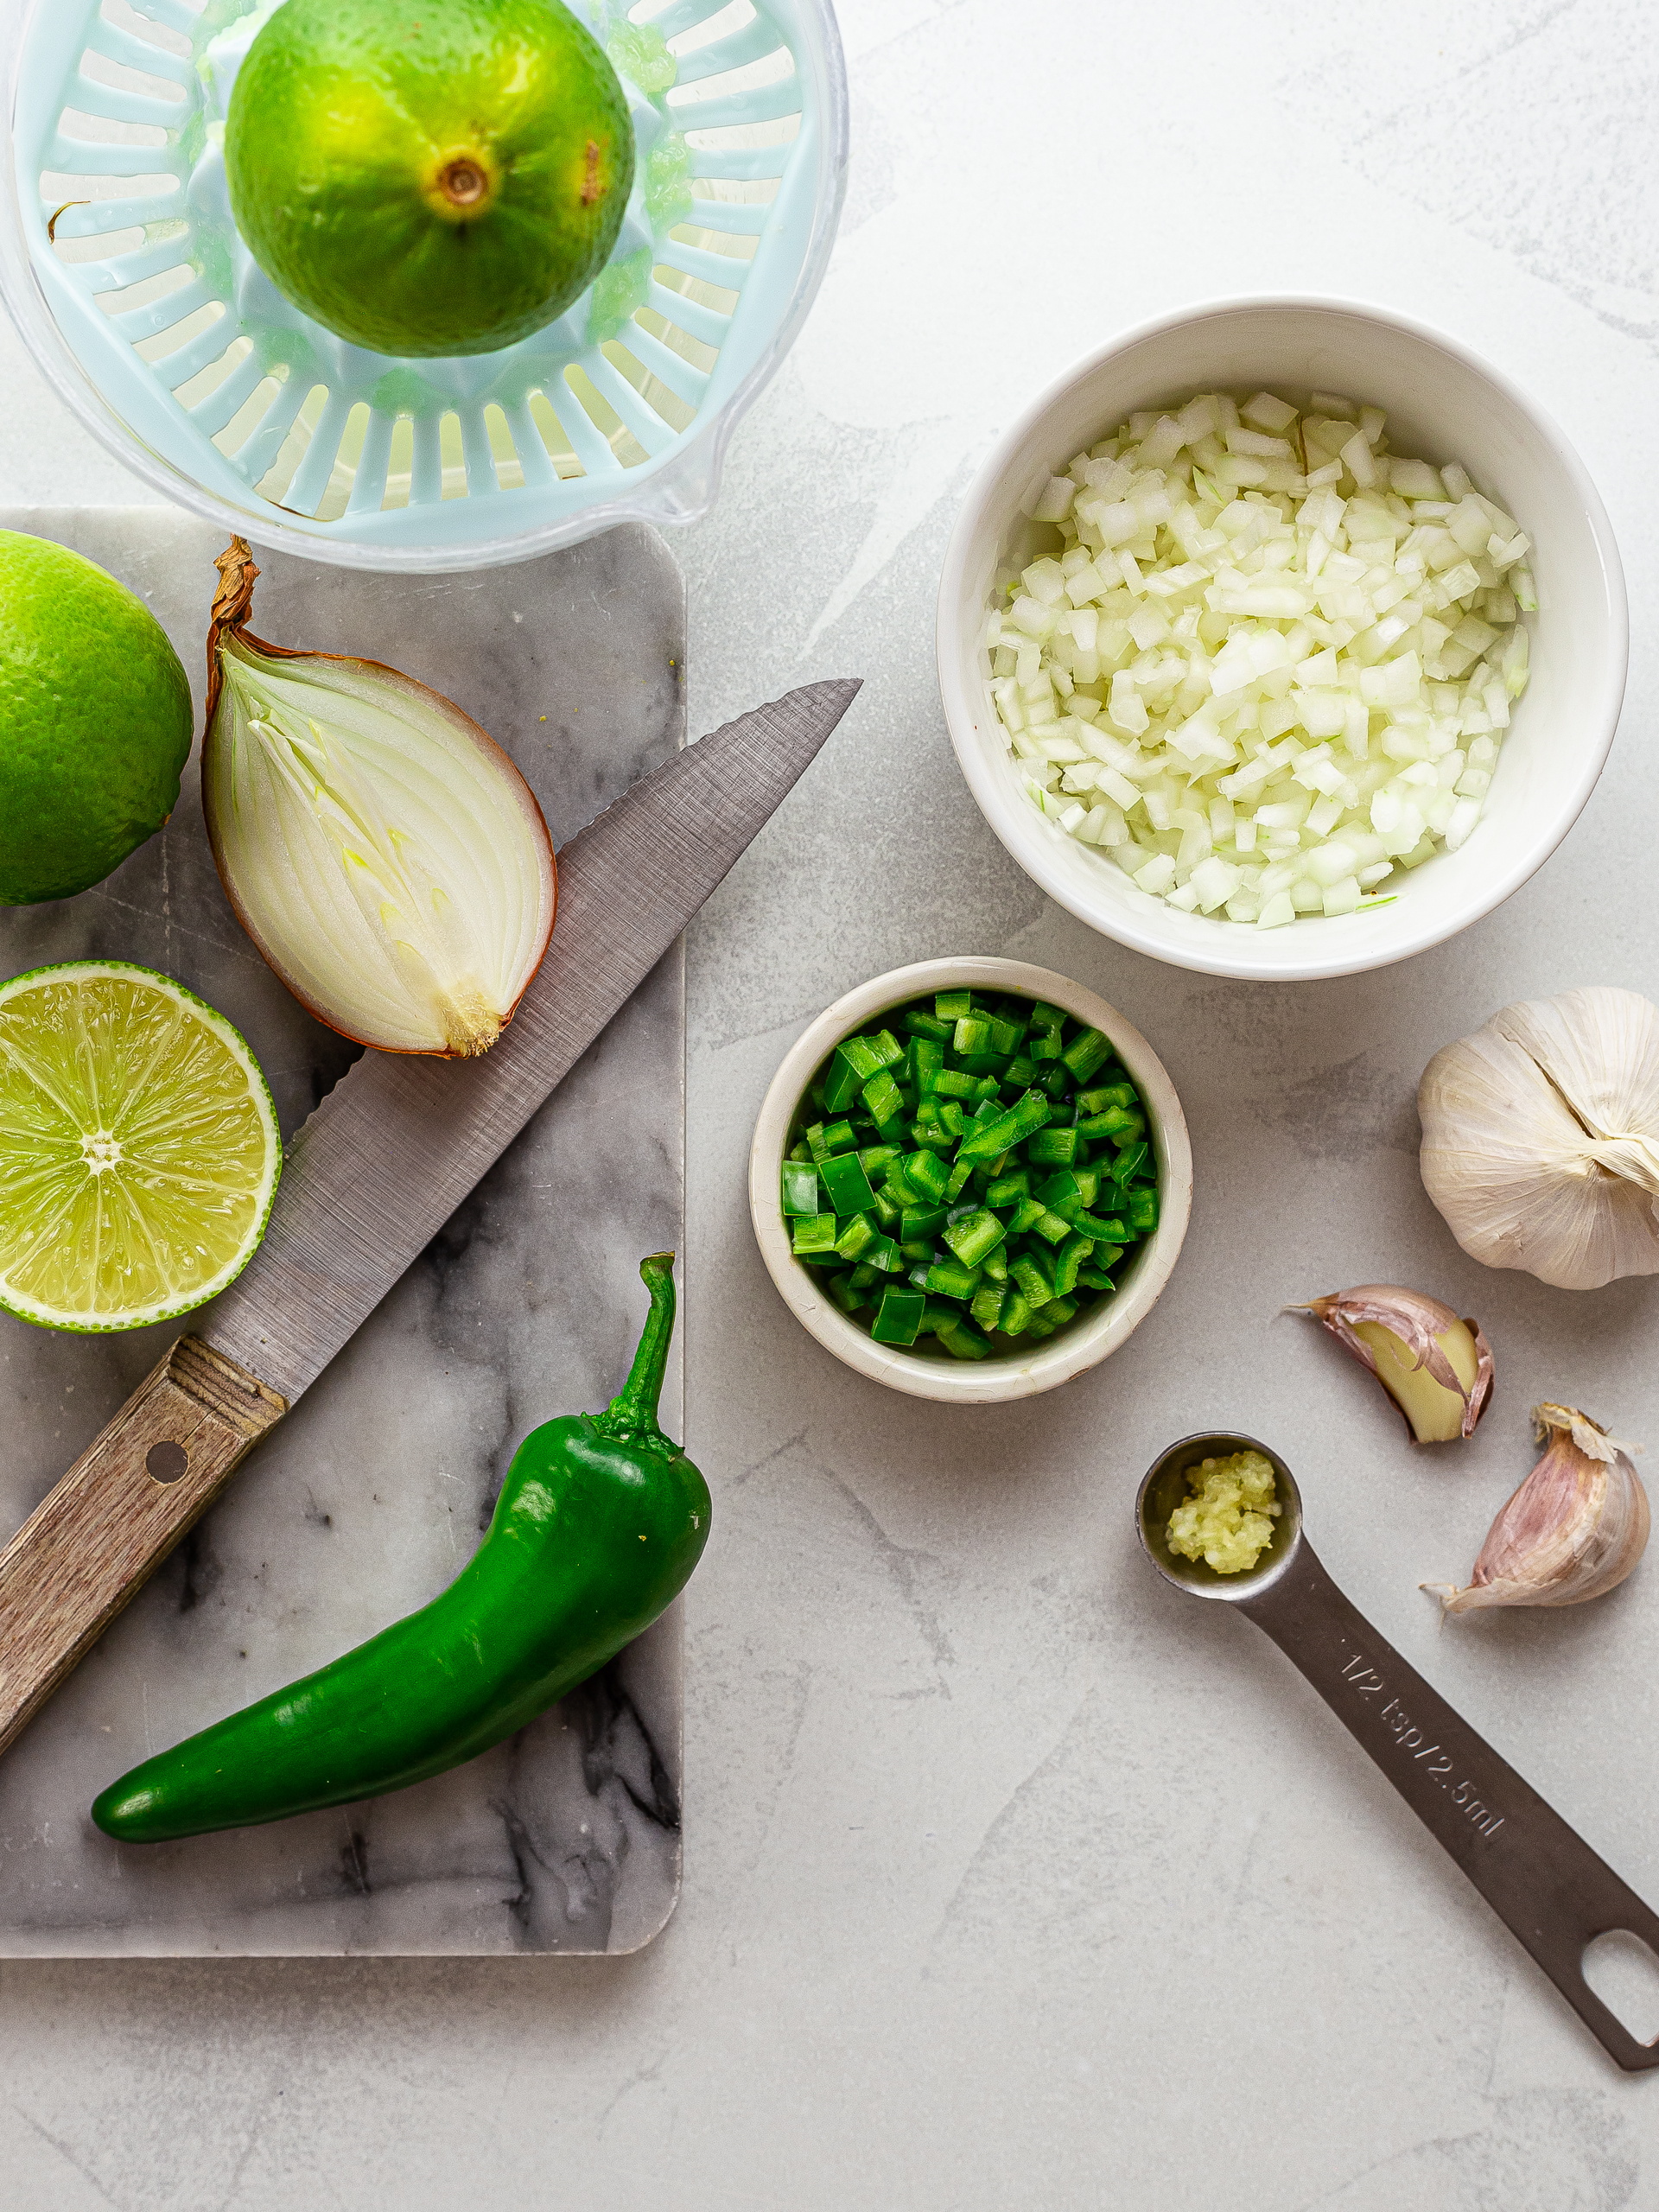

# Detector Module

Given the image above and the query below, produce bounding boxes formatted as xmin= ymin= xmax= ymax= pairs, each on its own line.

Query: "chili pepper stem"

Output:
xmin=594 ymin=1252 xmax=677 ymax=1446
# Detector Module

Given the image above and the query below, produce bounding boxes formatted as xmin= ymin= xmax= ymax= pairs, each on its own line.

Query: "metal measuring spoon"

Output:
xmin=1138 ymin=1431 xmax=1659 ymax=2073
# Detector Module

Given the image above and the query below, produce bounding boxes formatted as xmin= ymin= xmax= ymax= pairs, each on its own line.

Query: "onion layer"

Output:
xmin=202 ymin=541 xmax=556 ymax=1058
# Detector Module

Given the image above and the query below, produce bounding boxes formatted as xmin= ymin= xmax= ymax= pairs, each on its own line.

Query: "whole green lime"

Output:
xmin=0 ymin=534 xmax=193 ymax=906
xmin=226 ymin=0 xmax=636 ymax=359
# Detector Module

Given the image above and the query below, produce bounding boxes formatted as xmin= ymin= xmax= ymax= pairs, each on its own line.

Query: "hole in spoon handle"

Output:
xmin=1239 ymin=1538 xmax=1659 ymax=2073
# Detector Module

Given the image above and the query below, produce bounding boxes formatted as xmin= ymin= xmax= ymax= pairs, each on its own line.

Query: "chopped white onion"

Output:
xmin=983 ymin=391 xmax=1534 ymax=926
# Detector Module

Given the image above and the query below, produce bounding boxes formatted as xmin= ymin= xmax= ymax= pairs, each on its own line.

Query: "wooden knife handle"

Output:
xmin=0 ymin=1337 xmax=285 ymax=1757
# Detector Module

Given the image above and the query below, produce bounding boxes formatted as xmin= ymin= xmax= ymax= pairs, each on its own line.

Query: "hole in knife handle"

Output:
xmin=1583 ymin=1931 xmax=1659 ymax=2047
xmin=145 ymin=1441 xmax=188 ymax=1484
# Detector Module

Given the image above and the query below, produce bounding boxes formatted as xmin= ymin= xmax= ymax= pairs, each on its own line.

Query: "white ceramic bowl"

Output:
xmin=937 ymin=296 xmax=1628 ymax=982
xmin=749 ymin=958 xmax=1192 ymax=1403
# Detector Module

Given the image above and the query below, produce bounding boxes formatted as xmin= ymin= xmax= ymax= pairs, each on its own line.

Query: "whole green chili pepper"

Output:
xmin=92 ymin=1254 xmax=708 ymax=1845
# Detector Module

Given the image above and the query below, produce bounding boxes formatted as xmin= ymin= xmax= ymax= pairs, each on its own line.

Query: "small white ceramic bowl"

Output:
xmin=749 ymin=957 xmax=1192 ymax=1403
xmin=937 ymin=296 xmax=1628 ymax=982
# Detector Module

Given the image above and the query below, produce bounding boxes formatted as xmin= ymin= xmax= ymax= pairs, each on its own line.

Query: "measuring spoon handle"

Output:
xmin=1239 ymin=1539 xmax=1659 ymax=2072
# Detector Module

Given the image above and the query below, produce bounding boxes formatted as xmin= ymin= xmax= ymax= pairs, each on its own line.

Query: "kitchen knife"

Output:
xmin=0 ymin=677 xmax=860 ymax=1757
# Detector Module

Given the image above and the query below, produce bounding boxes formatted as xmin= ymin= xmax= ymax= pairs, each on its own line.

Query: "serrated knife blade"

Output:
xmin=0 ymin=677 xmax=860 ymax=1754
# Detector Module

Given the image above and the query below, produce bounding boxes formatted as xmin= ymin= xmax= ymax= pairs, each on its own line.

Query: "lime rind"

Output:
xmin=0 ymin=960 xmax=282 ymax=1333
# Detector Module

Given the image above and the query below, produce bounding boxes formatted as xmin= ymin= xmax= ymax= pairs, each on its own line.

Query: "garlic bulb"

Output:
xmin=1426 ymin=1405 xmax=1649 ymax=1614
xmin=1419 ymin=986 xmax=1659 ymax=1290
xmin=202 ymin=540 xmax=556 ymax=1058
xmin=1295 ymin=1284 xmax=1492 ymax=1443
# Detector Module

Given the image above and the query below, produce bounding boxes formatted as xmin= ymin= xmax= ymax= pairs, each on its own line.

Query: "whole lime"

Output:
xmin=0 ymin=534 xmax=193 ymax=906
xmin=226 ymin=0 xmax=636 ymax=359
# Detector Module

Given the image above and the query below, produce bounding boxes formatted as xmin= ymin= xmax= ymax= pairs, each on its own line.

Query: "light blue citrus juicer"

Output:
xmin=0 ymin=0 xmax=847 ymax=569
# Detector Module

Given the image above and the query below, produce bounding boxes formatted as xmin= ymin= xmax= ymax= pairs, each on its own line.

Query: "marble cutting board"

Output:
xmin=0 ymin=509 xmax=686 ymax=1955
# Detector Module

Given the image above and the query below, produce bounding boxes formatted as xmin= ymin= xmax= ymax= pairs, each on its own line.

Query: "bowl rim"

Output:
xmin=748 ymin=956 xmax=1192 ymax=1403
xmin=936 ymin=290 xmax=1630 ymax=983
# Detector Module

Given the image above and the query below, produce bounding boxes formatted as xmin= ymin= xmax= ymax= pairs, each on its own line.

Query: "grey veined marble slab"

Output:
xmin=0 ymin=509 xmax=686 ymax=1955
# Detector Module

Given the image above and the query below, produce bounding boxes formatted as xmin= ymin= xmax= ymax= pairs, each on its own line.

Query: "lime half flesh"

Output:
xmin=0 ymin=963 xmax=281 ymax=1332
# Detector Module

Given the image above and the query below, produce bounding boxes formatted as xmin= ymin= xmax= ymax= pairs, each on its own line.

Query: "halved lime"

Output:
xmin=0 ymin=962 xmax=281 ymax=1332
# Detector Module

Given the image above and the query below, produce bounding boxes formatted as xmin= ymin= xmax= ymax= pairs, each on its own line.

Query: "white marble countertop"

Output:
xmin=4 ymin=0 xmax=1659 ymax=2202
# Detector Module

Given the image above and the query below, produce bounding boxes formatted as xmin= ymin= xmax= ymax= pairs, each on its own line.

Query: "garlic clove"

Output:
xmin=1426 ymin=1404 xmax=1649 ymax=1613
xmin=1294 ymin=1283 xmax=1493 ymax=1444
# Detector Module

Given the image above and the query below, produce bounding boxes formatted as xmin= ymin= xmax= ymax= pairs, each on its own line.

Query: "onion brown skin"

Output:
xmin=202 ymin=539 xmax=556 ymax=1058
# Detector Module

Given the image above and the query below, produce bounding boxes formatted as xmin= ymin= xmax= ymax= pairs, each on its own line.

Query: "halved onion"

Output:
xmin=202 ymin=540 xmax=556 ymax=1058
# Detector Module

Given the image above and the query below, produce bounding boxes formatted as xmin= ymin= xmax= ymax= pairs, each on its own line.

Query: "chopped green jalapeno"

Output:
xmin=821 ymin=1052 xmax=866 ymax=1114
xmin=1071 ymin=1211 xmax=1128 ymax=1243
xmin=957 ymin=1091 xmax=1040 ymax=1161
xmin=1035 ymin=1170 xmax=1081 ymax=1207
xmin=1079 ymin=1080 xmax=1137 ymax=1113
xmin=834 ymin=1211 xmax=876 ymax=1261
xmin=861 ymin=1071 xmax=904 ymax=1125
xmin=784 ymin=988 xmax=1160 ymax=1359
xmin=819 ymin=1153 xmax=876 ymax=1217
xmin=1008 ymin=1253 xmax=1053 ymax=1308
xmin=903 ymin=1147 xmax=950 ymax=1203
xmin=909 ymin=1039 xmax=944 ymax=1092
xmin=781 ymin=1162 xmax=820 ymax=1215
xmin=1115 ymin=1140 xmax=1151 ymax=1185
xmin=1052 ymin=1231 xmax=1091 ymax=1297
xmin=871 ymin=1287 xmax=925 ymax=1344
xmin=1025 ymin=1292 xmax=1080 ymax=1343
xmin=942 ymin=1208 xmax=1007 ymax=1269
xmin=883 ymin=1159 xmax=924 ymax=1207
xmin=1059 ymin=1027 xmax=1113 ymax=1082
xmin=910 ymin=1255 xmax=982 ymax=1300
